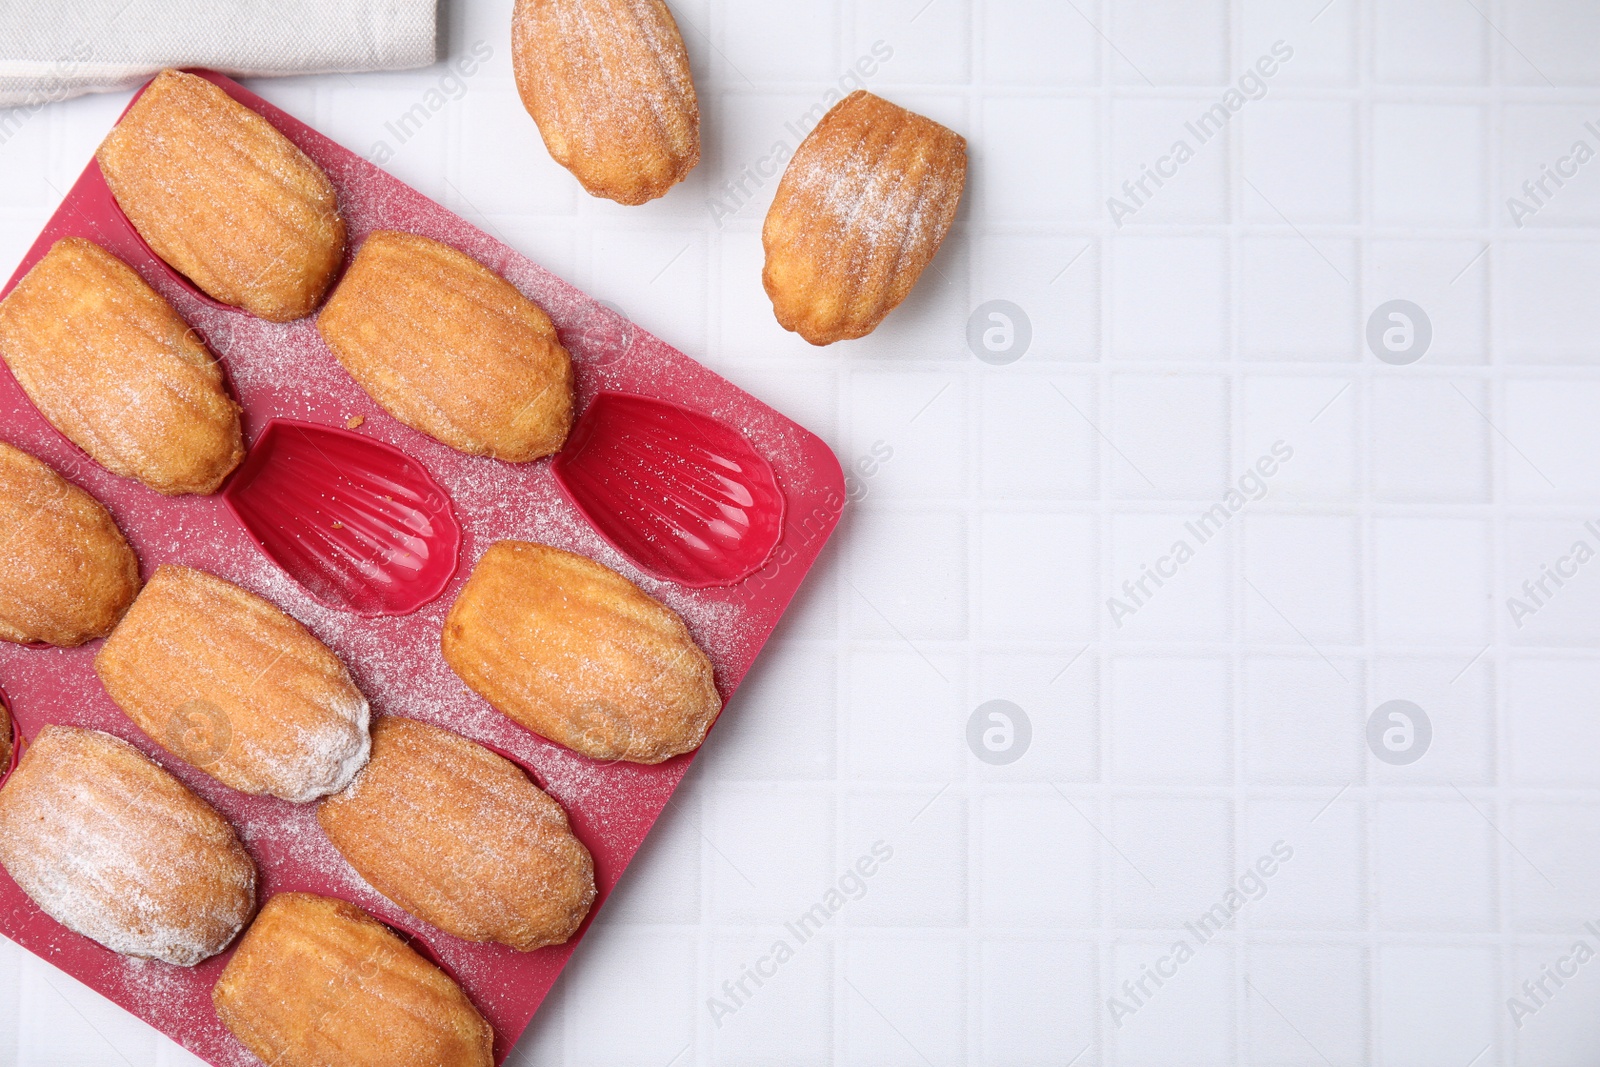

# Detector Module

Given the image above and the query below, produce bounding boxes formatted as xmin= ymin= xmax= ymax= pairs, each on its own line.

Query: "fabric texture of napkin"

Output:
xmin=0 ymin=0 xmax=438 ymax=107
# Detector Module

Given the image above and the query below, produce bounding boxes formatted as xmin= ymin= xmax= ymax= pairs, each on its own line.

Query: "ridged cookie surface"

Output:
xmin=512 ymin=0 xmax=700 ymax=204
xmin=317 ymin=231 xmax=573 ymax=462
xmin=0 ymin=238 xmax=244 ymax=495
xmin=94 ymin=566 xmax=370 ymax=802
xmin=0 ymin=726 xmax=256 ymax=965
xmin=442 ymin=541 xmax=721 ymax=763
xmin=213 ymin=892 xmax=494 ymax=1067
xmin=319 ymin=717 xmax=596 ymax=951
xmin=762 ymin=91 xmax=967 ymax=345
xmin=0 ymin=441 xmax=140 ymax=646
xmin=97 ymin=69 xmax=345 ymax=322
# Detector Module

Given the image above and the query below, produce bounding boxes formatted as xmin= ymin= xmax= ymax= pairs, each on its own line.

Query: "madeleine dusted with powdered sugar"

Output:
xmin=97 ymin=69 xmax=345 ymax=322
xmin=0 ymin=726 xmax=256 ymax=966
xmin=95 ymin=566 xmax=370 ymax=802
xmin=0 ymin=440 xmax=141 ymax=646
xmin=0 ymin=239 xmax=244 ymax=495
xmin=762 ymin=91 xmax=967 ymax=345
xmin=512 ymin=0 xmax=700 ymax=204
xmin=319 ymin=717 xmax=596 ymax=951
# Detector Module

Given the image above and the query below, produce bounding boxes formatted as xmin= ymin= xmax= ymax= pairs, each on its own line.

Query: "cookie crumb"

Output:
xmin=345 ymin=416 xmax=365 ymax=429
xmin=332 ymin=521 xmax=344 ymax=529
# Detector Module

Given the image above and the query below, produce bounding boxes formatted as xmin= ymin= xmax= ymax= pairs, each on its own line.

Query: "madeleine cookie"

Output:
xmin=0 ymin=441 xmax=140 ymax=646
xmin=97 ymin=69 xmax=345 ymax=321
xmin=319 ymin=717 xmax=596 ymax=951
xmin=213 ymin=892 xmax=493 ymax=1067
xmin=0 ymin=239 xmax=245 ymax=495
xmin=762 ymin=91 xmax=966 ymax=345
xmin=0 ymin=726 xmax=256 ymax=965
xmin=95 ymin=566 xmax=370 ymax=802
xmin=317 ymin=232 xmax=573 ymax=461
xmin=442 ymin=541 xmax=720 ymax=763
xmin=512 ymin=0 xmax=700 ymax=204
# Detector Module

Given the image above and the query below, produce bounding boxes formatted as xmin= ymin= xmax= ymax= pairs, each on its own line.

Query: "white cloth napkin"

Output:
xmin=0 ymin=0 xmax=437 ymax=107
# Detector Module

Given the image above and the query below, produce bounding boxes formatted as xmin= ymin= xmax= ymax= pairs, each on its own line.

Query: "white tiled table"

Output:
xmin=5 ymin=0 xmax=1600 ymax=1064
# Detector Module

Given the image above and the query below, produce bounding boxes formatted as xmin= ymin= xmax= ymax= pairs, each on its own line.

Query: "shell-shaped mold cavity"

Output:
xmin=222 ymin=419 xmax=462 ymax=616
xmin=551 ymin=392 xmax=784 ymax=588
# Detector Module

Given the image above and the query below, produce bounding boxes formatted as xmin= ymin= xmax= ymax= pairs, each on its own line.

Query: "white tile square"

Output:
xmin=1505 ymin=519 xmax=1600 ymax=647
xmin=1110 ymin=797 xmax=1233 ymax=927
xmin=1243 ymin=656 xmax=1366 ymax=785
xmin=845 ymin=649 xmax=965 ymax=782
xmin=1509 ymin=940 xmax=1600 ymax=1067
xmin=1110 ymin=0 xmax=1230 ymax=85
xmin=1110 ymin=236 xmax=1228 ymax=359
xmin=1370 ymin=656 xmax=1496 ymax=786
xmin=1108 ymin=656 xmax=1231 ymax=784
xmin=564 ymin=927 xmax=698 ymax=1066
xmin=980 ymin=940 xmax=1098 ymax=1067
xmin=854 ymin=0 xmax=971 ymax=84
xmin=1238 ymin=376 xmax=1358 ymax=501
xmin=456 ymin=89 xmax=578 ymax=214
xmin=1109 ymin=374 xmax=1230 ymax=499
xmin=1106 ymin=513 xmax=1231 ymax=642
xmin=978 ymin=651 xmax=1100 ymax=783
xmin=1370 ymin=518 xmax=1493 ymax=644
xmin=1375 ymin=946 xmax=1500 ymax=1067
xmin=1504 ymin=380 xmax=1600 ymax=500
xmin=978 ymin=98 xmax=1099 ymax=222
xmin=841 ymin=938 xmax=966 ymax=1067
xmin=981 ymin=374 xmax=1098 ymax=499
xmin=1371 ymin=378 xmax=1490 ymax=502
xmin=1109 ymin=100 xmax=1230 ymax=225
xmin=1372 ymin=799 xmax=1497 ymax=930
xmin=587 ymin=228 xmax=708 ymax=357
xmin=842 ymin=791 xmax=967 ymax=927
xmin=1110 ymin=941 xmax=1234 ymax=1067
xmin=970 ymin=235 xmax=1099 ymax=361
xmin=1503 ymin=0 xmax=1600 ymax=84
xmin=1499 ymin=105 xmax=1600 ymax=228
xmin=1243 ymin=799 xmax=1366 ymax=930
xmin=980 ymin=512 xmax=1098 ymax=642
xmin=724 ymin=0 xmax=839 ymax=80
xmin=701 ymin=91 xmax=806 ymax=231
xmin=1508 ymin=659 xmax=1600 ymax=787
xmin=980 ymin=793 xmax=1098 ymax=925
xmin=707 ymin=935 xmax=832 ymax=1064
xmin=1372 ymin=104 xmax=1487 ymax=224
xmin=1243 ymin=515 xmax=1363 ymax=645
xmin=845 ymin=506 xmax=967 ymax=641
xmin=1496 ymin=242 xmax=1600 ymax=364
xmin=698 ymin=643 xmax=835 ymax=782
xmin=1508 ymin=802 xmax=1600 ymax=933
xmin=1366 ymin=240 xmax=1490 ymax=364
xmin=1240 ymin=236 xmax=1358 ymax=360
xmin=706 ymin=786 xmax=834 ymax=924
xmin=1242 ymin=0 xmax=1356 ymax=84
xmin=1243 ymin=102 xmax=1358 ymax=223
xmin=1375 ymin=0 xmax=1489 ymax=84
xmin=982 ymin=1 xmax=1098 ymax=85
xmin=847 ymin=371 xmax=966 ymax=500
xmin=1244 ymin=944 xmax=1368 ymax=1066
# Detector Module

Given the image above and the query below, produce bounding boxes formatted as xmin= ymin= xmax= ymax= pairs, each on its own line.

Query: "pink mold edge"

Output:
xmin=220 ymin=419 xmax=463 ymax=618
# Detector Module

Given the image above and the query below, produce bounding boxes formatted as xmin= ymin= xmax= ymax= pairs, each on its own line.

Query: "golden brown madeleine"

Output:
xmin=762 ymin=91 xmax=967 ymax=345
xmin=213 ymin=892 xmax=494 ymax=1067
xmin=442 ymin=541 xmax=720 ymax=763
xmin=512 ymin=0 xmax=700 ymax=204
xmin=0 ymin=239 xmax=245 ymax=495
xmin=319 ymin=717 xmax=596 ymax=951
xmin=94 ymin=565 xmax=370 ymax=802
xmin=96 ymin=69 xmax=345 ymax=322
xmin=0 ymin=441 xmax=141 ymax=646
xmin=317 ymin=232 xmax=574 ymax=462
xmin=0 ymin=726 xmax=256 ymax=965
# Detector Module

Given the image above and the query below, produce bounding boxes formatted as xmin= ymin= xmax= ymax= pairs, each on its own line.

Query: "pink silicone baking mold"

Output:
xmin=0 ymin=71 xmax=844 ymax=1067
